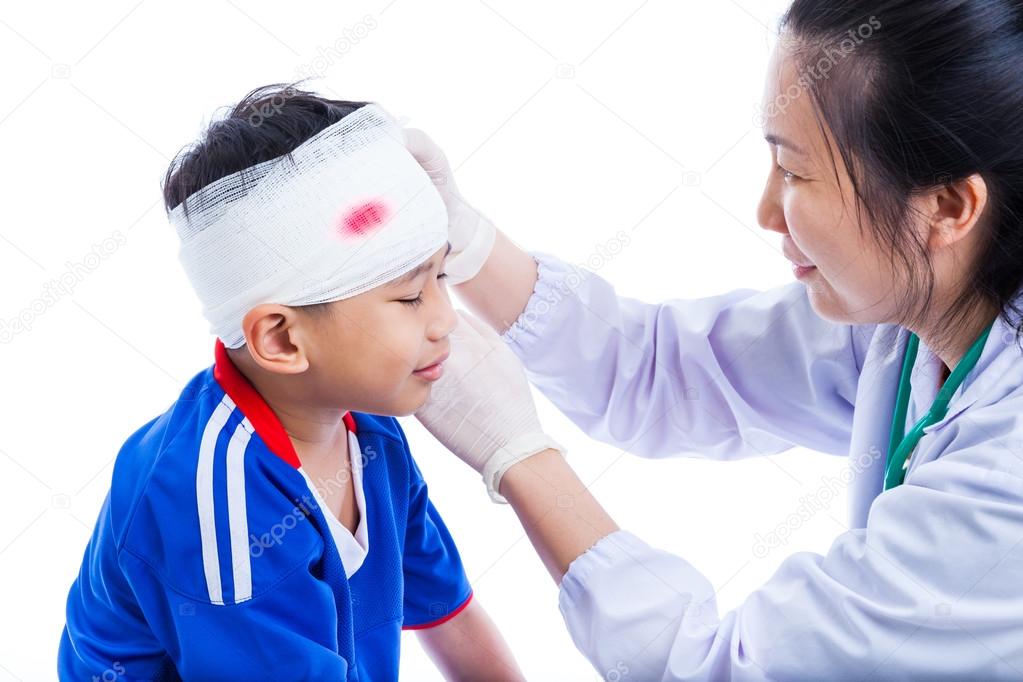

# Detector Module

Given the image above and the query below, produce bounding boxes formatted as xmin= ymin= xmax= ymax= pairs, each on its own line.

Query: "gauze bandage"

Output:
xmin=170 ymin=103 xmax=448 ymax=348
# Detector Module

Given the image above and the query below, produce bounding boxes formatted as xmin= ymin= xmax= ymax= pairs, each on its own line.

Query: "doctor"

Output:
xmin=410 ymin=0 xmax=1023 ymax=679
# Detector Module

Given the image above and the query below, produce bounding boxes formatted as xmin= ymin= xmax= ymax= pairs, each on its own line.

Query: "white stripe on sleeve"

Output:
xmin=196 ymin=394 xmax=235 ymax=605
xmin=226 ymin=418 xmax=254 ymax=603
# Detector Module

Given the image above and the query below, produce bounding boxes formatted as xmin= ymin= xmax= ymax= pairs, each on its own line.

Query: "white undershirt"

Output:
xmin=298 ymin=429 xmax=369 ymax=578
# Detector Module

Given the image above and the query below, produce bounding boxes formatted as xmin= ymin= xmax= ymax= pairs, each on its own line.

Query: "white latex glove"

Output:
xmin=403 ymin=128 xmax=497 ymax=285
xmin=415 ymin=311 xmax=564 ymax=503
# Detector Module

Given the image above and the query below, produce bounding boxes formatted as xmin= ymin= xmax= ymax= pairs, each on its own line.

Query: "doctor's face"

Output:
xmin=756 ymin=42 xmax=906 ymax=326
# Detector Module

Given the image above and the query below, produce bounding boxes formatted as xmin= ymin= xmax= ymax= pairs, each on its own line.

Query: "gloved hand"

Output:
xmin=415 ymin=311 xmax=564 ymax=502
xmin=403 ymin=128 xmax=497 ymax=285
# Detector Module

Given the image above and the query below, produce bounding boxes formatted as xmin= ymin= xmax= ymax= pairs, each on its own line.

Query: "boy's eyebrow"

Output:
xmin=390 ymin=242 xmax=452 ymax=286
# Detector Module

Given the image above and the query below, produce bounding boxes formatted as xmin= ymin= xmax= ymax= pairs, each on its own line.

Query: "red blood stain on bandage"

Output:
xmin=337 ymin=199 xmax=391 ymax=239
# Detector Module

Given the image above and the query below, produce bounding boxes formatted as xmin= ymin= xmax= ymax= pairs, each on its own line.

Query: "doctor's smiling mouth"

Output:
xmin=783 ymin=237 xmax=818 ymax=280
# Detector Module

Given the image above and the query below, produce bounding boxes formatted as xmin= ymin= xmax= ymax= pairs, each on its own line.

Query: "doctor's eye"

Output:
xmin=776 ymin=163 xmax=800 ymax=182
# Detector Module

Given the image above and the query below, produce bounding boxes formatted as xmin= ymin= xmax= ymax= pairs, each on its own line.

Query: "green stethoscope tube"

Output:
xmin=883 ymin=319 xmax=995 ymax=491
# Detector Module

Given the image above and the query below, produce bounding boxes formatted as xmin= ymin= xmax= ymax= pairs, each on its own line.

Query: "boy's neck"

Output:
xmin=227 ymin=347 xmax=350 ymax=468
xmin=262 ymin=393 xmax=351 ymax=466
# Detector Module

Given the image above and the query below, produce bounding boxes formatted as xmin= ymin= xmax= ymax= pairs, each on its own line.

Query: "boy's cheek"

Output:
xmin=372 ymin=378 xmax=432 ymax=417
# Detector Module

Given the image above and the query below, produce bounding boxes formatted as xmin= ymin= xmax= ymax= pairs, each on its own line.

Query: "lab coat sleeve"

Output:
xmin=502 ymin=252 xmax=870 ymax=459
xmin=558 ymin=408 xmax=1023 ymax=681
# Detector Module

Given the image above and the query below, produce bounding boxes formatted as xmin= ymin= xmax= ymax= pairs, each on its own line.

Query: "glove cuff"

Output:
xmin=482 ymin=433 xmax=566 ymax=504
xmin=445 ymin=211 xmax=497 ymax=285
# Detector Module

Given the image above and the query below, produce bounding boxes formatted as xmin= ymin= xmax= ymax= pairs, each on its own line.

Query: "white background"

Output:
xmin=0 ymin=1 xmax=855 ymax=679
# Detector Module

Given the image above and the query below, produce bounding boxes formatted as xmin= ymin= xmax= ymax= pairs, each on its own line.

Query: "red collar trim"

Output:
xmin=213 ymin=339 xmax=356 ymax=469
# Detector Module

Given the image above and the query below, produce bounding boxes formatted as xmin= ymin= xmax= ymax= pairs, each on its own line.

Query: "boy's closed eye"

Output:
xmin=391 ymin=242 xmax=452 ymax=306
xmin=397 ymin=272 xmax=448 ymax=307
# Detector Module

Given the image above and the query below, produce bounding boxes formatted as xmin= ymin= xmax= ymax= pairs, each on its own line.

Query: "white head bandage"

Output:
xmin=169 ymin=103 xmax=448 ymax=348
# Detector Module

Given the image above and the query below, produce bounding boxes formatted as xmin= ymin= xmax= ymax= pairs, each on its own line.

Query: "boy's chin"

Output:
xmin=384 ymin=383 xmax=433 ymax=417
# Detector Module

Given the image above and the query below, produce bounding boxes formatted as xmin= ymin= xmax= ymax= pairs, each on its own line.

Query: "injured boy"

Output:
xmin=58 ymin=85 xmax=523 ymax=681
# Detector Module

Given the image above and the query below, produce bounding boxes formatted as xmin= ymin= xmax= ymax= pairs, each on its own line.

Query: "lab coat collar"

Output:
xmin=918 ymin=302 xmax=1023 ymax=434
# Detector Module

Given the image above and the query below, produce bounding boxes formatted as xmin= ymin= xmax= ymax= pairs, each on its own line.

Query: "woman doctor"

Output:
xmin=410 ymin=0 xmax=1023 ymax=679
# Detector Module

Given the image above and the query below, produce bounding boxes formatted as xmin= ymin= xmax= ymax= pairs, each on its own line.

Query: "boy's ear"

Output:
xmin=241 ymin=304 xmax=310 ymax=375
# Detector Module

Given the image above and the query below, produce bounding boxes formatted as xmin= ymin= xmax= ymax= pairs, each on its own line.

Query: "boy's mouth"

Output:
xmin=412 ymin=351 xmax=449 ymax=382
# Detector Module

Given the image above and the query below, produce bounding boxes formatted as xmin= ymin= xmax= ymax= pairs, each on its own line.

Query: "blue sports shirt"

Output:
xmin=59 ymin=340 xmax=473 ymax=681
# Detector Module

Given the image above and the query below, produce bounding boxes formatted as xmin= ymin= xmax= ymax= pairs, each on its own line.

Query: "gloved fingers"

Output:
xmin=416 ymin=371 xmax=459 ymax=413
xmin=436 ymin=313 xmax=495 ymax=383
xmin=373 ymin=104 xmax=409 ymax=136
xmin=443 ymin=311 xmax=480 ymax=350
xmin=459 ymin=310 xmax=496 ymax=339
xmin=452 ymin=311 xmax=502 ymax=352
xmin=402 ymin=128 xmax=449 ymax=175
xmin=458 ymin=311 xmax=506 ymax=352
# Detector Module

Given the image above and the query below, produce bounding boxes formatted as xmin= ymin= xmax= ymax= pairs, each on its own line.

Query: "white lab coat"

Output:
xmin=502 ymin=252 xmax=1023 ymax=681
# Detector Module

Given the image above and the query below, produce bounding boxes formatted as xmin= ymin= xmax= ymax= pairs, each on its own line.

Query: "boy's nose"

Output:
xmin=427 ymin=299 xmax=459 ymax=341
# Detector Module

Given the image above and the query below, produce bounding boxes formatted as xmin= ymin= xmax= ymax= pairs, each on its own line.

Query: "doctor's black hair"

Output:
xmin=778 ymin=0 xmax=1023 ymax=351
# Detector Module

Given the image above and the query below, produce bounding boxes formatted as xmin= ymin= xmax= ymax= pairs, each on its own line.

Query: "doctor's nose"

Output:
xmin=757 ymin=179 xmax=788 ymax=236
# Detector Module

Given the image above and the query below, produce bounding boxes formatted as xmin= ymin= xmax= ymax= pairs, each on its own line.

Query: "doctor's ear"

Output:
xmin=924 ymin=173 xmax=990 ymax=251
xmin=240 ymin=304 xmax=311 ymax=375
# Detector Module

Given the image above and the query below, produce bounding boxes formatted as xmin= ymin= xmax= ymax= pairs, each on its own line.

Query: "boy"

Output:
xmin=58 ymin=85 xmax=523 ymax=681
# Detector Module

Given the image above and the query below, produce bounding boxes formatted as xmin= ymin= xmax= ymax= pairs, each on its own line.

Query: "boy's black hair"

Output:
xmin=162 ymin=83 xmax=369 ymax=213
